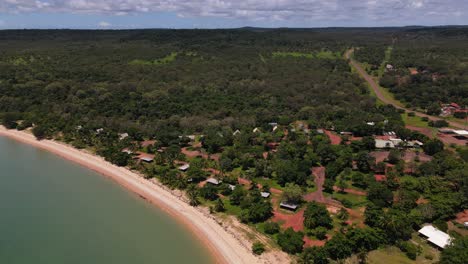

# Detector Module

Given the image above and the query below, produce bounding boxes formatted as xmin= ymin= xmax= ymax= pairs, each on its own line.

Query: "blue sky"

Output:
xmin=0 ymin=1 xmax=466 ymax=29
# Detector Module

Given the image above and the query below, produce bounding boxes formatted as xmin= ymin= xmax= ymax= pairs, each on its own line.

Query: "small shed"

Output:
xmin=178 ymin=164 xmax=190 ymax=172
xmin=280 ymin=202 xmax=298 ymax=211
xmin=261 ymin=192 xmax=271 ymax=198
xmin=135 ymin=153 xmax=155 ymax=163
xmin=206 ymin=178 xmax=220 ymax=185
xmin=119 ymin=133 xmax=129 ymax=140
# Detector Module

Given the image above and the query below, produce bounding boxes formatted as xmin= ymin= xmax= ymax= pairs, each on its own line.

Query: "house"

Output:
xmin=121 ymin=148 xmax=133 ymax=155
xmin=233 ymin=129 xmax=241 ymax=136
xmin=367 ymin=122 xmax=375 ymax=126
xmin=268 ymin=122 xmax=278 ymax=127
xmin=96 ymin=128 xmax=104 ymax=134
xmin=316 ymin=129 xmax=325 ymax=134
xmin=418 ymin=225 xmax=452 ymax=249
xmin=280 ymin=202 xmax=298 ymax=211
xmin=407 ymin=140 xmax=424 ymax=148
xmin=253 ymin=127 xmax=261 ymax=133
xmin=141 ymin=140 xmax=157 ymax=147
xmin=228 ymin=184 xmax=236 ymax=191
xmin=261 ymin=192 xmax=271 ymax=198
xmin=178 ymin=164 xmax=190 ymax=172
xmin=452 ymin=130 xmax=468 ymax=139
xmin=272 ymin=125 xmax=278 ymax=132
xmin=206 ymin=178 xmax=220 ymax=185
xmin=386 ymin=64 xmax=394 ymax=71
xmin=75 ymin=125 xmax=83 ymax=131
xmin=375 ymin=139 xmax=396 ymax=149
xmin=135 ymin=153 xmax=154 ymax=163
xmin=450 ymin=102 xmax=461 ymax=109
xmin=438 ymin=128 xmax=454 ymax=134
xmin=374 ymin=174 xmax=386 ymax=182
xmin=119 ymin=133 xmax=129 ymax=140
xmin=409 ymin=68 xmax=419 ymax=75
xmin=340 ymin=132 xmax=353 ymax=136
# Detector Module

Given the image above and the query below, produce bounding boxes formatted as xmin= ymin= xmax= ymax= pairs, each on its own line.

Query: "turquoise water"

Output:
xmin=0 ymin=136 xmax=213 ymax=264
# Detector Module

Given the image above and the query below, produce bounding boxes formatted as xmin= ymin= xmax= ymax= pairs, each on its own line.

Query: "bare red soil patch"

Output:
xmin=303 ymin=236 xmax=326 ymax=248
xmin=324 ymin=130 xmax=342 ymax=145
xmin=370 ymin=151 xmax=389 ymax=163
xmin=374 ymin=174 xmax=386 ymax=182
xmin=181 ymin=147 xmax=220 ymax=161
xmin=455 ymin=210 xmax=468 ymax=225
xmin=273 ymin=209 xmax=305 ymax=232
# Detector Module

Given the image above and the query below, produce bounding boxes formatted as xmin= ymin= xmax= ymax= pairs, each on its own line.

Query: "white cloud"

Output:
xmin=98 ymin=21 xmax=111 ymax=27
xmin=0 ymin=0 xmax=465 ymax=23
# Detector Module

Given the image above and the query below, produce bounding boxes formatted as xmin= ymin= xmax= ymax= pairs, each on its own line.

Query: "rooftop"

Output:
xmin=418 ymin=225 xmax=451 ymax=249
xmin=206 ymin=178 xmax=220 ymax=185
xmin=178 ymin=164 xmax=190 ymax=171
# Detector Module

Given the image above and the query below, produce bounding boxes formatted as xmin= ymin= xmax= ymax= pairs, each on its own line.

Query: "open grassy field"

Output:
xmin=401 ymin=113 xmax=432 ymax=128
xmin=129 ymin=52 xmax=179 ymax=65
xmin=272 ymin=50 xmax=341 ymax=60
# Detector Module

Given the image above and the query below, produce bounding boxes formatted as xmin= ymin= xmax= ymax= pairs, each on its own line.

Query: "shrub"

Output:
xmin=277 ymin=228 xmax=304 ymax=254
xmin=264 ymin=222 xmax=280 ymax=235
xmin=32 ymin=125 xmax=48 ymax=140
xmin=252 ymin=242 xmax=265 ymax=255
xmin=397 ymin=240 xmax=419 ymax=260
xmin=428 ymin=120 xmax=449 ymax=128
xmin=314 ymin=227 xmax=328 ymax=240
xmin=421 ymin=116 xmax=429 ymax=122
xmin=408 ymin=112 xmax=416 ymax=117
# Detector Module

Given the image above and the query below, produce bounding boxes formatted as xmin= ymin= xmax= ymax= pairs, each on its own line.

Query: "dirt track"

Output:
xmin=345 ymin=49 xmax=466 ymax=130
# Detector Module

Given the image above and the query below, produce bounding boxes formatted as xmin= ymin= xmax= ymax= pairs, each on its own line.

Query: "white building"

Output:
xmin=206 ymin=178 xmax=220 ymax=185
xmin=418 ymin=225 xmax=452 ymax=249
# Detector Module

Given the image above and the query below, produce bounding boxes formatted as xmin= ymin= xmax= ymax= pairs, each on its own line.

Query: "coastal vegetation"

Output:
xmin=0 ymin=28 xmax=467 ymax=263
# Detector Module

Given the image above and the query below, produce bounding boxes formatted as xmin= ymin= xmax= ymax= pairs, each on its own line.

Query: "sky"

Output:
xmin=0 ymin=0 xmax=466 ymax=29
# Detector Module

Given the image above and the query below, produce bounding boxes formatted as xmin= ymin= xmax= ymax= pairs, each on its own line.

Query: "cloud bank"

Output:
xmin=0 ymin=0 xmax=465 ymax=24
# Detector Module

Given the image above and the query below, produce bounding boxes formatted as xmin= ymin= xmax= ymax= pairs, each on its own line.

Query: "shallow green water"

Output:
xmin=0 ymin=136 xmax=212 ymax=264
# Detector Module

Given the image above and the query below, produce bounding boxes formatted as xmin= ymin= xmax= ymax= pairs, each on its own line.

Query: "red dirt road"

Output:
xmin=304 ymin=167 xmax=341 ymax=207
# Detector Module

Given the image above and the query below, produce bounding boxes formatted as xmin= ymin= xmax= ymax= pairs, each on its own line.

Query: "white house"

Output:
xmin=418 ymin=225 xmax=452 ymax=249
xmin=178 ymin=164 xmax=190 ymax=172
xmin=206 ymin=178 xmax=220 ymax=185
xmin=119 ymin=133 xmax=129 ymax=140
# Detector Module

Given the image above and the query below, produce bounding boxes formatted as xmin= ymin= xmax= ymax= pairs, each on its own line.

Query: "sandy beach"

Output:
xmin=0 ymin=126 xmax=262 ymax=264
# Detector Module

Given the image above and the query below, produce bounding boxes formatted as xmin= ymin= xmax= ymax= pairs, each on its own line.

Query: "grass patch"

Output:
xmin=272 ymin=50 xmax=340 ymax=60
xmin=222 ymin=198 xmax=242 ymax=216
xmin=253 ymin=177 xmax=283 ymax=190
xmin=332 ymin=192 xmax=367 ymax=208
xmin=129 ymin=52 xmax=178 ymax=65
xmin=402 ymin=113 xmax=431 ymax=128
xmin=367 ymin=246 xmax=415 ymax=264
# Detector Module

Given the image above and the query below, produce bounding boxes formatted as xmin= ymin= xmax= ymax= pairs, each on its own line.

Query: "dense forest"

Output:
xmin=0 ymin=28 xmax=466 ymax=263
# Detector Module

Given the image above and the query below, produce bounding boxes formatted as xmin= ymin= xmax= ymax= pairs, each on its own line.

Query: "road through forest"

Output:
xmin=345 ymin=49 xmax=466 ymax=130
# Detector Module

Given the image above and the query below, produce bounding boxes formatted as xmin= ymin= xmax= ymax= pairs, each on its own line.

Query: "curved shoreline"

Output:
xmin=0 ymin=126 xmax=261 ymax=264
